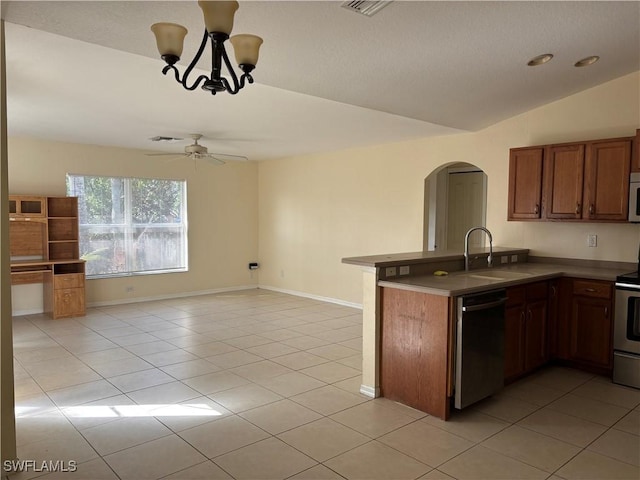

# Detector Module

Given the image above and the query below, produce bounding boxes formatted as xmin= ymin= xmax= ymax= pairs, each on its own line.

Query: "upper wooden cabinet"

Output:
xmin=508 ymin=135 xmax=633 ymax=223
xmin=632 ymin=128 xmax=640 ymax=173
xmin=508 ymin=147 xmax=544 ymax=220
xmin=544 ymin=144 xmax=585 ymax=219
xmin=9 ymin=195 xmax=46 ymax=218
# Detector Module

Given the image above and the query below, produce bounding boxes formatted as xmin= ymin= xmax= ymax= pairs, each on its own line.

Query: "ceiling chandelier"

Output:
xmin=151 ymin=1 xmax=263 ymax=95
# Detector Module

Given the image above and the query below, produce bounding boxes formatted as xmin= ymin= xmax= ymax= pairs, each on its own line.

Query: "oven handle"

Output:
xmin=462 ymin=297 xmax=507 ymax=312
xmin=616 ymin=283 xmax=640 ymax=291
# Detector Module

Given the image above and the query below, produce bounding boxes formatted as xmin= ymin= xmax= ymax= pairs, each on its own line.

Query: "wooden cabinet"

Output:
xmin=504 ymin=281 xmax=549 ymax=382
xmin=380 ymin=287 xmax=454 ymax=420
xmin=632 ymin=129 xmax=640 ymax=173
xmin=508 ymin=147 xmax=544 ymax=220
xmin=9 ymin=195 xmax=46 ymax=218
xmin=583 ymin=140 xmax=631 ymax=221
xmin=9 ymin=195 xmax=85 ymax=319
xmin=557 ymin=278 xmax=613 ymax=375
xmin=508 ymin=135 xmax=633 ymax=223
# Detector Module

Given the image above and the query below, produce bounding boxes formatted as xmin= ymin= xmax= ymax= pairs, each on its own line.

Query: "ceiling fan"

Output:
xmin=146 ymin=133 xmax=249 ymax=165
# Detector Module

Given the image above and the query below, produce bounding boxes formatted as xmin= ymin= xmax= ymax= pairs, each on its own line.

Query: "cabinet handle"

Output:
xmin=575 ymin=202 xmax=581 ymax=214
xmin=604 ymin=307 xmax=609 ymax=318
xmin=520 ymin=311 xmax=525 ymax=324
xmin=534 ymin=204 xmax=540 ymax=215
xmin=585 ymin=288 xmax=596 ymax=293
xmin=551 ymin=285 xmax=557 ymax=298
xmin=589 ymin=204 xmax=595 ymax=216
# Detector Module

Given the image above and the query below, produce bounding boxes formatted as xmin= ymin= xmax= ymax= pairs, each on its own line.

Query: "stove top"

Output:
xmin=616 ymin=271 xmax=640 ymax=285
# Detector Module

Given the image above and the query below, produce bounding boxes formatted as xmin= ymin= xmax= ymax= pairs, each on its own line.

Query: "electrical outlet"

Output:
xmin=385 ymin=267 xmax=397 ymax=277
xmin=511 ymin=255 xmax=518 ymax=263
xmin=587 ymin=234 xmax=597 ymax=247
xmin=399 ymin=265 xmax=410 ymax=275
xmin=500 ymin=256 xmax=509 ymax=264
xmin=125 ymin=286 xmax=134 ymax=293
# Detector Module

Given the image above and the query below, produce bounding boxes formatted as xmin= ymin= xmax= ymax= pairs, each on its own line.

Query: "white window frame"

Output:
xmin=67 ymin=174 xmax=188 ymax=279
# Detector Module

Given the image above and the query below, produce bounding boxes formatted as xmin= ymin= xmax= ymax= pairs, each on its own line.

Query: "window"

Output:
xmin=67 ymin=175 xmax=188 ymax=278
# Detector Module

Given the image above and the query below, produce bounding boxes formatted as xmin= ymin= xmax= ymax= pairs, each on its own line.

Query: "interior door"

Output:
xmin=447 ymin=171 xmax=486 ymax=251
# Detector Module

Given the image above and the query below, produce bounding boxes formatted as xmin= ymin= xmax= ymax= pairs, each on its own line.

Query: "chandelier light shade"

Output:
xmin=151 ymin=0 xmax=263 ymax=95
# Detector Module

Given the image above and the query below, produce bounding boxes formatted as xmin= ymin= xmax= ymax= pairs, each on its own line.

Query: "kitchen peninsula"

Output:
xmin=343 ymin=249 xmax=634 ymax=420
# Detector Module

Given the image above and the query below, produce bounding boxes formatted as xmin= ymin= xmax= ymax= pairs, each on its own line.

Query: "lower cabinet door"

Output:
xmin=54 ymin=287 xmax=85 ymax=318
xmin=524 ymin=299 xmax=548 ymax=371
xmin=570 ymin=296 xmax=612 ymax=368
xmin=504 ymin=306 xmax=525 ymax=380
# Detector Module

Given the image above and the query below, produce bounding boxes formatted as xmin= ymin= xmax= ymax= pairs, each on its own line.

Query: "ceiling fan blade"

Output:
xmin=203 ymin=153 xmax=249 ymax=162
xmin=145 ymin=152 xmax=185 ymax=156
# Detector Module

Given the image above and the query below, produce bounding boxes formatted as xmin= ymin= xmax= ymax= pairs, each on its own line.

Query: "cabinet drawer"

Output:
xmin=54 ymin=273 xmax=84 ymax=290
xmin=572 ymin=279 xmax=612 ymax=299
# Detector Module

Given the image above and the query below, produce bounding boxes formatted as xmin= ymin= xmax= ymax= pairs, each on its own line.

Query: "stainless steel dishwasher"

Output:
xmin=455 ymin=289 xmax=507 ymax=409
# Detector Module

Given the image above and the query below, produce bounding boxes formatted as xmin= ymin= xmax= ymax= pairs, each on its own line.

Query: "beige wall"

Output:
xmin=258 ymin=72 xmax=640 ymax=305
xmin=8 ymin=138 xmax=259 ymax=310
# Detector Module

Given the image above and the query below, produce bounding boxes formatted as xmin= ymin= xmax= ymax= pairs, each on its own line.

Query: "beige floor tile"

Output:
xmin=205 ymin=350 xmax=264 ymax=368
xmin=371 ymin=397 xmax=428 ymax=419
xmin=422 ymin=408 xmax=509 ymax=443
xmin=324 ymin=440 xmax=430 ymax=480
xmin=292 ymin=385 xmax=369 ymax=415
xmin=300 ymin=362 xmax=362 ymax=384
xmin=123 ymin=339 xmax=179 ymax=355
xmin=17 ymin=429 xmax=98 ymax=466
xmin=587 ymin=428 xmax=640 ymax=466
xmin=215 ymin=437 xmax=316 ymax=479
xmin=229 ymin=359 xmax=294 ymax=381
xmin=34 ymin=367 xmax=103 ymax=392
xmin=472 ymin=392 xmax=540 ymax=423
xmin=271 ymin=351 xmax=330 ymax=370
xmin=258 ymin=328 xmax=305 ymax=341
xmin=141 ymin=349 xmax=199 ymax=367
xmin=481 ymin=425 xmax=581 ymax=472
xmin=152 ymin=396 xmax=231 ymax=432
xmin=501 ymin=377 xmax=566 ymax=406
xmin=613 ymin=409 xmax=640 ymax=435
xmin=547 ymin=393 xmax=630 ymax=426
xmin=572 ymin=379 xmax=640 ymax=409
xmin=209 ymin=383 xmax=283 ymax=412
xmin=37 ymin=458 xmax=120 ymax=480
xmin=82 ymin=417 xmax=172 ymax=455
xmin=182 ymin=370 xmax=250 ymax=395
xmin=104 ymin=434 xmax=207 ymax=479
xmin=90 ymin=357 xmax=155 ymax=378
xmin=288 ymin=464 xmax=345 ymax=480
xmin=162 ymin=460 xmax=232 ymax=479
xmin=307 ymin=344 xmax=360 ymax=361
xmin=159 ymin=359 xmax=221 ymax=380
xmin=16 ymin=411 xmax=77 ymax=447
xmin=13 ymin=377 xmax=44 ymax=399
xmin=338 ymin=338 xmax=363 ymax=351
xmin=439 ymin=445 xmax=548 ymax=479
xmin=332 ymin=375 xmax=362 ymax=395
xmin=336 ymin=354 xmax=363 ymax=370
xmin=556 ymin=450 xmax=640 ymax=479
xmin=256 ymin=371 xmax=326 ymax=397
xmin=245 ymin=341 xmax=300 ymax=358
xmin=330 ymin=400 xmax=418 ymax=438
xmin=379 ymin=420 xmax=474 ymax=467
xmin=517 ymin=407 xmax=608 ymax=447
xmin=418 ymin=470 xmax=456 ymax=480
xmin=179 ymin=415 xmax=269 ymax=458
xmin=107 ymin=368 xmax=175 ymax=393
xmin=526 ymin=366 xmax=594 ymax=392
xmin=222 ymin=334 xmax=273 ymax=349
xmin=182 ymin=341 xmax=238 ymax=357
xmin=47 ymin=379 xmax=122 ymax=407
xmin=60 ymin=394 xmax=135 ymax=430
xmin=77 ymin=347 xmax=137 ymax=366
xmin=278 ymin=417 xmax=369 ymax=462
xmin=282 ymin=335 xmax=333 ymax=350
xmin=239 ymin=399 xmax=322 ymax=434
xmin=126 ymin=381 xmax=201 ymax=404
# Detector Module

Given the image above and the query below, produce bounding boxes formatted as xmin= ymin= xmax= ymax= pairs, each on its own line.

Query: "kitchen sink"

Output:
xmin=467 ymin=270 xmax=532 ymax=282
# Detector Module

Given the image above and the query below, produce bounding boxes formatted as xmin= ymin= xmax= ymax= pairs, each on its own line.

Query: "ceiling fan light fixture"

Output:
xmin=527 ymin=53 xmax=554 ymax=66
xmin=574 ymin=55 xmax=600 ymax=67
xmin=151 ymin=0 xmax=263 ymax=96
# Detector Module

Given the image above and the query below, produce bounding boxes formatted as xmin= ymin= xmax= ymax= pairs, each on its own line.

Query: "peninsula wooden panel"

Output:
xmin=380 ymin=287 xmax=451 ymax=419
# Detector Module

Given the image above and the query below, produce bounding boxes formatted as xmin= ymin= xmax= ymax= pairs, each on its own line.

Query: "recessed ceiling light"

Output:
xmin=574 ymin=56 xmax=600 ymax=67
xmin=527 ymin=54 xmax=554 ymax=66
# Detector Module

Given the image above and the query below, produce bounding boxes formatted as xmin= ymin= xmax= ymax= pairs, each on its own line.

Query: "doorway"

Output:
xmin=424 ymin=163 xmax=487 ymax=251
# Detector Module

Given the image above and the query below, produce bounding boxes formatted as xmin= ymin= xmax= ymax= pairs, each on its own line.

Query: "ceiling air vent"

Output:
xmin=341 ymin=0 xmax=392 ymax=17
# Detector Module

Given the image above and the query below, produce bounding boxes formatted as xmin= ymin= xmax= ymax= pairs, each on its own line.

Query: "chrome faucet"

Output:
xmin=464 ymin=226 xmax=493 ymax=271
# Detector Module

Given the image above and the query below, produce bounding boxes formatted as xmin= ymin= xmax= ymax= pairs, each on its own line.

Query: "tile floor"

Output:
xmin=4 ymin=289 xmax=640 ymax=480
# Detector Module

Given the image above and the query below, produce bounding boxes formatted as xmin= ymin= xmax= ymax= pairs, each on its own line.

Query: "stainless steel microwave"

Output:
xmin=630 ymin=172 xmax=640 ymax=223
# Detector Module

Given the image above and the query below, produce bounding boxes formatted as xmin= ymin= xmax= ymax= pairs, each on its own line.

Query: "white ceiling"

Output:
xmin=2 ymin=1 xmax=639 ymax=161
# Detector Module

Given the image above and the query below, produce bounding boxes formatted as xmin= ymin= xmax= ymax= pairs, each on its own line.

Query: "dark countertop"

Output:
xmin=378 ymin=262 xmax=631 ymax=297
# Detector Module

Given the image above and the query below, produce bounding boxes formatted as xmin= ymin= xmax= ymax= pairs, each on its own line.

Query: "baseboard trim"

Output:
xmin=258 ymin=285 xmax=363 ymax=310
xmin=360 ymin=384 xmax=379 ymax=398
xmin=87 ymin=285 xmax=258 ymax=308
xmin=12 ymin=308 xmax=45 ymax=317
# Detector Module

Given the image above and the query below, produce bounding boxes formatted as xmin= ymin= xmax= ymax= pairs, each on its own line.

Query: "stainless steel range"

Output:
xmin=614 ymin=269 xmax=640 ymax=389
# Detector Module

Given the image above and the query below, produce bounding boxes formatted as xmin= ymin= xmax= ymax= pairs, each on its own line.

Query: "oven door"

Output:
xmin=614 ymin=284 xmax=640 ymax=354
